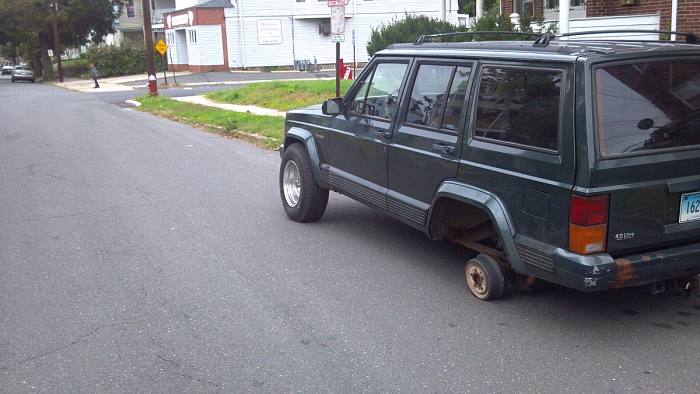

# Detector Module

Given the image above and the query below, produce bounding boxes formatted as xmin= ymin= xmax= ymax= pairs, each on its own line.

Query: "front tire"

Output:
xmin=279 ymin=143 xmax=329 ymax=222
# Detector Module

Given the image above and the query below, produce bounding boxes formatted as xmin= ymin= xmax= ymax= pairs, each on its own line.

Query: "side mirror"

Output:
xmin=322 ymin=97 xmax=342 ymax=115
xmin=637 ymin=118 xmax=656 ymax=130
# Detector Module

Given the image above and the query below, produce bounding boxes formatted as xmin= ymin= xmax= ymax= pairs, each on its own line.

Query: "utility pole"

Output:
xmin=141 ymin=0 xmax=158 ymax=95
xmin=50 ymin=1 xmax=64 ymax=82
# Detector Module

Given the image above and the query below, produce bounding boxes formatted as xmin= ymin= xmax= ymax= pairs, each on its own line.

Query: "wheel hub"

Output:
xmin=283 ymin=161 xmax=301 ymax=208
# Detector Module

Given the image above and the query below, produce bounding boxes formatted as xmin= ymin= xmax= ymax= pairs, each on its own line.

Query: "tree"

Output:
xmin=366 ymin=14 xmax=466 ymax=57
xmin=0 ymin=0 xmax=122 ymax=79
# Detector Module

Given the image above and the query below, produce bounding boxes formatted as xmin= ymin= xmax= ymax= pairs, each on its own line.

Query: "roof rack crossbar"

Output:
xmin=414 ymin=31 xmax=544 ymax=45
xmin=560 ymin=29 xmax=699 ymax=44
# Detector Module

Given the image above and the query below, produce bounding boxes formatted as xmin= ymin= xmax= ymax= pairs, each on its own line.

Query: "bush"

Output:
xmin=366 ymin=13 xmax=465 ymax=57
xmin=471 ymin=4 xmax=557 ymax=40
xmin=84 ymin=42 xmax=166 ymax=78
xmin=59 ymin=58 xmax=91 ymax=77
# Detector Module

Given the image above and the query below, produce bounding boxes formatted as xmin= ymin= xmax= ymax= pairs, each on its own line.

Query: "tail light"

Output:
xmin=569 ymin=194 xmax=609 ymax=255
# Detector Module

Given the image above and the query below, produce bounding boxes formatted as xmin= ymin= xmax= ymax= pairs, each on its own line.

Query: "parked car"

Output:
xmin=1 ymin=65 xmax=13 ymax=75
xmin=11 ymin=65 xmax=35 ymax=83
xmin=279 ymin=30 xmax=700 ymax=300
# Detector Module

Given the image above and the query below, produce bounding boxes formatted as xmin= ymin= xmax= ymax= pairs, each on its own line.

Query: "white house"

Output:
xmin=163 ymin=0 xmax=464 ymax=72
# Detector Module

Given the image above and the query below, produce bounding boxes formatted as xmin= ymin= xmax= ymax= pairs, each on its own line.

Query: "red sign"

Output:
xmin=328 ymin=0 xmax=348 ymax=6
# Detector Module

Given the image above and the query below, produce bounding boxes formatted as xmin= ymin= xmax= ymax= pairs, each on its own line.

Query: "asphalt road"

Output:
xmin=1 ymin=77 xmax=699 ymax=393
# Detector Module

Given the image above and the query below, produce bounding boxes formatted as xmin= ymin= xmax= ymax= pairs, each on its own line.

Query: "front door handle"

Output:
xmin=433 ymin=144 xmax=456 ymax=154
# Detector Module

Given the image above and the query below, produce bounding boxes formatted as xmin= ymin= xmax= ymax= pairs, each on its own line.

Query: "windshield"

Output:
xmin=595 ymin=59 xmax=700 ymax=156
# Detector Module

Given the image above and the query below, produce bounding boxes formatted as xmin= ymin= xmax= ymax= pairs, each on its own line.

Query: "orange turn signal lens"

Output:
xmin=569 ymin=223 xmax=607 ymax=255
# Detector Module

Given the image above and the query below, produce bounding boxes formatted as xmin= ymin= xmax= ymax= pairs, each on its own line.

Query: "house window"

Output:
xmin=126 ymin=1 xmax=135 ymax=18
xmin=514 ymin=0 xmax=534 ymax=17
xmin=188 ymin=30 xmax=197 ymax=44
xmin=166 ymin=32 xmax=175 ymax=45
xmin=545 ymin=0 xmax=586 ymax=9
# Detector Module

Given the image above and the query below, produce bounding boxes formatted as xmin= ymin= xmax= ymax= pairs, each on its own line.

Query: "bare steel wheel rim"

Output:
xmin=467 ymin=264 xmax=488 ymax=298
xmin=283 ymin=160 xmax=301 ymax=208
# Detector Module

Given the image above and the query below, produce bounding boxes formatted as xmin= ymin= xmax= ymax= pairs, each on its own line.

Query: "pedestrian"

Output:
xmin=91 ymin=64 xmax=99 ymax=88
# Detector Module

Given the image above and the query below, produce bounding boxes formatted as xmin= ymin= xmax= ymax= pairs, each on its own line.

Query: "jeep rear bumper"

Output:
xmin=551 ymin=242 xmax=700 ymax=292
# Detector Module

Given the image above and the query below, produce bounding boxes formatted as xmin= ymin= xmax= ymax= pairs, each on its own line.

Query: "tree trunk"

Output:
xmin=34 ymin=56 xmax=44 ymax=79
xmin=41 ymin=41 xmax=55 ymax=81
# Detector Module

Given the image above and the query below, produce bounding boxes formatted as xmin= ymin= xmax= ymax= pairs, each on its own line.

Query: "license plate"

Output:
xmin=679 ymin=192 xmax=700 ymax=223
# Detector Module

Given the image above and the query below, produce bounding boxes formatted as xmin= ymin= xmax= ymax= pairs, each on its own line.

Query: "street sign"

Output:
xmin=155 ymin=40 xmax=168 ymax=55
xmin=330 ymin=6 xmax=345 ymax=34
xmin=331 ymin=34 xmax=345 ymax=43
xmin=327 ymin=0 xmax=348 ymax=6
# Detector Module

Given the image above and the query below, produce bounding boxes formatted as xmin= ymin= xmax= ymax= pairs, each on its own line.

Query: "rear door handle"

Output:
xmin=433 ymin=144 xmax=456 ymax=154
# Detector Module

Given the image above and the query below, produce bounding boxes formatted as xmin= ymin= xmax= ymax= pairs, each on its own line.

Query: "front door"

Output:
xmin=326 ymin=60 xmax=410 ymax=210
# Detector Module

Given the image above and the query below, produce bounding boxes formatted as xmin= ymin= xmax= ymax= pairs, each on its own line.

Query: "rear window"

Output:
xmin=595 ymin=59 xmax=700 ymax=157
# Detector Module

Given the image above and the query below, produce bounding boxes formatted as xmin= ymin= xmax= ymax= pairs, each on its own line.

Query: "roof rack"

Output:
xmin=413 ymin=31 xmax=544 ymax=45
xmin=557 ymin=29 xmax=699 ymax=45
xmin=413 ymin=29 xmax=699 ymax=47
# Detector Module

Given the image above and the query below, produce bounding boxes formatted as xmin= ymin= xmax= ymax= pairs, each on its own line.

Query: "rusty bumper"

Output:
xmin=551 ymin=242 xmax=700 ymax=292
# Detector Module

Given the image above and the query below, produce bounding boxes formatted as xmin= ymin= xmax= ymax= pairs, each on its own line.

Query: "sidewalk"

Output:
xmin=54 ymin=70 xmax=336 ymax=93
xmin=54 ymin=70 xmax=336 ymax=117
xmin=54 ymin=72 xmax=194 ymax=93
xmin=171 ymin=96 xmax=286 ymax=117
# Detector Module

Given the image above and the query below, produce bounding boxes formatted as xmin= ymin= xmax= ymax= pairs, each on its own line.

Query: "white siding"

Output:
xmin=175 ymin=0 xmax=197 ymax=9
xmin=186 ymin=28 xmax=201 ymax=65
xmin=225 ymin=0 xmax=459 ymax=68
xmin=226 ymin=17 xmax=244 ymax=68
xmin=197 ymin=25 xmax=224 ymax=65
xmin=164 ymin=28 xmax=190 ymax=66
xmin=165 ymin=31 xmax=180 ymax=65
xmin=569 ymin=14 xmax=661 ymax=39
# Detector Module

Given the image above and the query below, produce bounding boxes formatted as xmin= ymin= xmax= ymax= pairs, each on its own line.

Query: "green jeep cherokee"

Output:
xmin=279 ymin=31 xmax=700 ymax=300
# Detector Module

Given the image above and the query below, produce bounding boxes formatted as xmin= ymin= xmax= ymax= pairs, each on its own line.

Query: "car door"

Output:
xmin=326 ymin=60 xmax=410 ymax=210
xmin=387 ymin=61 xmax=475 ymax=227
xmin=464 ymin=63 xmax=576 ymax=253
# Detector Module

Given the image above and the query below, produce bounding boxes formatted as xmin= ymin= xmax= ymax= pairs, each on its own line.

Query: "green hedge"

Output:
xmin=59 ymin=58 xmax=91 ymax=77
xmin=83 ymin=43 xmax=166 ymax=78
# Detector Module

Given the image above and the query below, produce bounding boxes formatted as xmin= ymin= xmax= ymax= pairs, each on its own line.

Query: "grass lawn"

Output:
xmin=205 ymin=79 xmax=354 ymax=111
xmin=135 ymin=79 xmax=353 ymax=149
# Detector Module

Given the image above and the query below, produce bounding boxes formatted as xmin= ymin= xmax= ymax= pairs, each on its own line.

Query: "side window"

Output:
xmin=474 ymin=67 xmax=561 ymax=151
xmin=348 ymin=62 xmax=408 ymax=121
xmin=405 ymin=64 xmax=472 ymax=131
xmin=443 ymin=66 xmax=471 ymax=130
xmin=405 ymin=64 xmax=453 ymax=127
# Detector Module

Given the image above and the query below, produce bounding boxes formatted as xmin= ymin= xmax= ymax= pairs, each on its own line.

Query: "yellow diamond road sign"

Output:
xmin=155 ymin=40 xmax=168 ymax=55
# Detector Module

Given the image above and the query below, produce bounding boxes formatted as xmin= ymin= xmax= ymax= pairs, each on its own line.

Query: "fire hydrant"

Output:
xmin=148 ymin=74 xmax=158 ymax=96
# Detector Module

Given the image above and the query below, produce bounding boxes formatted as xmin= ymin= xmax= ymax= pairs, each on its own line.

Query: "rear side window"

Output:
xmin=474 ymin=67 xmax=562 ymax=151
xmin=404 ymin=64 xmax=472 ymax=131
xmin=595 ymin=59 xmax=700 ymax=156
xmin=348 ymin=62 xmax=408 ymax=121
